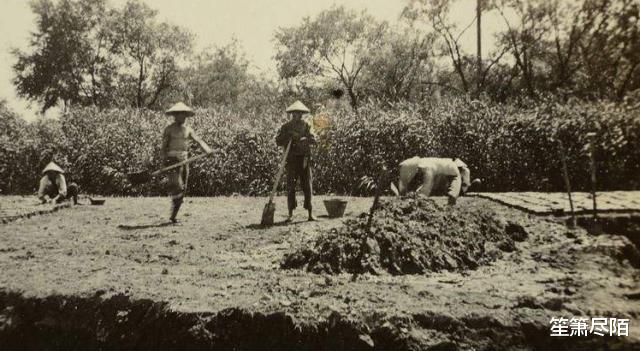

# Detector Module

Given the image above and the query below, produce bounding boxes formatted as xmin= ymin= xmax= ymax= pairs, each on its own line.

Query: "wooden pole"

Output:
xmin=558 ymin=140 xmax=576 ymax=228
xmin=366 ymin=166 xmax=387 ymax=233
xmin=476 ymin=0 xmax=482 ymax=92
xmin=586 ymin=132 xmax=601 ymax=234
xmin=586 ymin=133 xmax=597 ymax=219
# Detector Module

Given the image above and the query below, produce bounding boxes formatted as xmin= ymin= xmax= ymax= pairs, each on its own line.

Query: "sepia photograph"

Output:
xmin=0 ymin=0 xmax=639 ymax=349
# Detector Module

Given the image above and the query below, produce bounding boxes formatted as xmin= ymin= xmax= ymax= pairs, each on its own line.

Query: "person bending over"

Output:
xmin=398 ymin=157 xmax=480 ymax=205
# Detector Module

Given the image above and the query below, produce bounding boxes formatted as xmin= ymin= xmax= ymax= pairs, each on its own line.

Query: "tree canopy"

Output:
xmin=13 ymin=0 xmax=193 ymax=112
xmin=11 ymin=0 xmax=640 ymax=114
xmin=274 ymin=6 xmax=388 ymax=110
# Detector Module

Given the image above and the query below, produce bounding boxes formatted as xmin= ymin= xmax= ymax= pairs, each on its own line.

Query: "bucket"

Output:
xmin=323 ymin=199 xmax=348 ymax=218
xmin=89 ymin=197 xmax=106 ymax=205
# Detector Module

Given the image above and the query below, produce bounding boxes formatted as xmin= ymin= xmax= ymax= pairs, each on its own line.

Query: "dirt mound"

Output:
xmin=282 ymin=195 xmax=526 ymax=275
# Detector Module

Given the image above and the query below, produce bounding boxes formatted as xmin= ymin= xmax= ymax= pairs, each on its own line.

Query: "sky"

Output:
xmin=0 ymin=0 xmax=509 ymax=122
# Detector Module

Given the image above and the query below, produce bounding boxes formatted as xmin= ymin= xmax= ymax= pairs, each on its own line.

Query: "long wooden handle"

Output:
xmin=151 ymin=153 xmax=209 ymax=176
xmin=268 ymin=140 xmax=292 ymax=203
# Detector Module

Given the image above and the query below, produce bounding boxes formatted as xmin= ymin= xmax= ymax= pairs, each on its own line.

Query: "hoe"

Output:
xmin=127 ymin=153 xmax=210 ymax=186
xmin=261 ymin=140 xmax=292 ymax=226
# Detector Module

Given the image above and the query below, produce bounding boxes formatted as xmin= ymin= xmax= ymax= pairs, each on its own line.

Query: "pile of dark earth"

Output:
xmin=282 ymin=195 xmax=528 ymax=275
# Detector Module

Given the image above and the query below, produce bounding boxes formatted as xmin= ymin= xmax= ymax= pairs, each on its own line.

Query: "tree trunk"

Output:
xmin=136 ymin=57 xmax=145 ymax=108
xmin=346 ymin=85 xmax=359 ymax=113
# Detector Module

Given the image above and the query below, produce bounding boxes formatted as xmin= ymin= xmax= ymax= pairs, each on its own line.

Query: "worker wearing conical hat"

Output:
xmin=276 ymin=100 xmax=317 ymax=221
xmin=38 ymin=162 xmax=79 ymax=205
xmin=397 ymin=157 xmax=481 ymax=205
xmin=161 ymin=102 xmax=213 ymax=223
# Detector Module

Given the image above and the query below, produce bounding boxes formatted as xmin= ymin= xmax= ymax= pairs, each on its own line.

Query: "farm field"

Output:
xmin=472 ymin=191 xmax=640 ymax=215
xmin=0 ymin=195 xmax=639 ymax=350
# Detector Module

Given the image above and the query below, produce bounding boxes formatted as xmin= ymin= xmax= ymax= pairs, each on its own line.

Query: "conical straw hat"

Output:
xmin=42 ymin=162 xmax=64 ymax=174
xmin=165 ymin=102 xmax=195 ymax=117
xmin=285 ymin=100 xmax=310 ymax=113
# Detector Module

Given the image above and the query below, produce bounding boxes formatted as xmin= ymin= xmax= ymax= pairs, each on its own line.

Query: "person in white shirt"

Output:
xmin=397 ymin=157 xmax=480 ymax=205
xmin=38 ymin=162 xmax=79 ymax=205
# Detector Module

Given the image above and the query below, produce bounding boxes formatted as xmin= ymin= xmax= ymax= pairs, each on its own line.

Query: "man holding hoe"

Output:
xmin=161 ymin=102 xmax=212 ymax=223
xmin=276 ymin=101 xmax=317 ymax=222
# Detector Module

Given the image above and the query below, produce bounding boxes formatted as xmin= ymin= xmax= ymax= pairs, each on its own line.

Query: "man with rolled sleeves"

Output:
xmin=161 ymin=102 xmax=212 ymax=223
xmin=276 ymin=101 xmax=317 ymax=222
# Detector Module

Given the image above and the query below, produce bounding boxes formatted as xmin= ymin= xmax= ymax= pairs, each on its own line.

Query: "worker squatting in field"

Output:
xmin=276 ymin=101 xmax=317 ymax=222
xmin=161 ymin=102 xmax=213 ymax=223
xmin=38 ymin=162 xmax=79 ymax=205
xmin=398 ymin=157 xmax=481 ymax=205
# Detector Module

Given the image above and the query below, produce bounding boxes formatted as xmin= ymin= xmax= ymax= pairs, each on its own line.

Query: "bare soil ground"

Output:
xmin=0 ymin=195 xmax=639 ymax=350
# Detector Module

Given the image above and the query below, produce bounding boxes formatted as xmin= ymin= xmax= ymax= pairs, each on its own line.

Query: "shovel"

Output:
xmin=261 ymin=140 xmax=292 ymax=226
xmin=127 ymin=153 xmax=209 ymax=186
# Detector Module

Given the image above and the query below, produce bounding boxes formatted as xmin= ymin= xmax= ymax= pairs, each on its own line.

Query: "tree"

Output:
xmin=108 ymin=0 xmax=193 ymax=109
xmin=494 ymin=0 xmax=552 ymax=97
xmin=12 ymin=0 xmax=114 ymax=112
xmin=574 ymin=0 xmax=640 ymax=100
xmin=359 ymin=27 xmax=436 ymax=103
xmin=403 ymin=0 xmax=508 ymax=97
xmin=494 ymin=0 xmax=640 ymax=101
xmin=13 ymin=0 xmax=193 ymax=112
xmin=177 ymin=40 xmax=251 ymax=108
xmin=274 ymin=6 xmax=388 ymax=111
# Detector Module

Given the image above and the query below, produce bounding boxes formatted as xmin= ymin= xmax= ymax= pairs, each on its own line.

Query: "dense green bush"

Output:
xmin=1 ymin=98 xmax=638 ymax=196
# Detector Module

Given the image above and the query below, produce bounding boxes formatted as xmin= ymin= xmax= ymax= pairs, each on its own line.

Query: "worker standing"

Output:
xmin=161 ymin=102 xmax=213 ymax=223
xmin=276 ymin=101 xmax=317 ymax=222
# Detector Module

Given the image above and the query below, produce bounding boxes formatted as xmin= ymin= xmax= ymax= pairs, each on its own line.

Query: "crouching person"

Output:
xmin=398 ymin=157 xmax=480 ymax=205
xmin=38 ymin=162 xmax=79 ymax=205
xmin=161 ymin=102 xmax=212 ymax=223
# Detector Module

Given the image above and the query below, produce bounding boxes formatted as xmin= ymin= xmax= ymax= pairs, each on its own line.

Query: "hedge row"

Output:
xmin=1 ymin=98 xmax=638 ymax=196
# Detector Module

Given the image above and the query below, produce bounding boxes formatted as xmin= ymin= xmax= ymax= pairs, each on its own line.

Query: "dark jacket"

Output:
xmin=276 ymin=118 xmax=316 ymax=157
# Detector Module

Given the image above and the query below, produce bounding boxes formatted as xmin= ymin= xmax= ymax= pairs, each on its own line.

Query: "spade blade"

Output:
xmin=261 ymin=201 xmax=276 ymax=226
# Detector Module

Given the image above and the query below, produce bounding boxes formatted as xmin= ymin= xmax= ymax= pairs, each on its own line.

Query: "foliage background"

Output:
xmin=2 ymin=97 xmax=638 ymax=196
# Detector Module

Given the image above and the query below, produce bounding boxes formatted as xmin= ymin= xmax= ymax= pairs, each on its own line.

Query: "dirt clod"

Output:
xmin=505 ymin=221 xmax=528 ymax=241
xmin=282 ymin=195 xmax=521 ymax=275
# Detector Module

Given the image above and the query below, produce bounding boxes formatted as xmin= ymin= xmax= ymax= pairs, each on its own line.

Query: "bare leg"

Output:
xmin=447 ymin=173 xmax=462 ymax=206
xmin=168 ymin=161 xmax=187 ymax=223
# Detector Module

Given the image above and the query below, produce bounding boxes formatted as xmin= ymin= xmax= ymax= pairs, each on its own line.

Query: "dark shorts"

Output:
xmin=166 ymin=156 xmax=189 ymax=198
